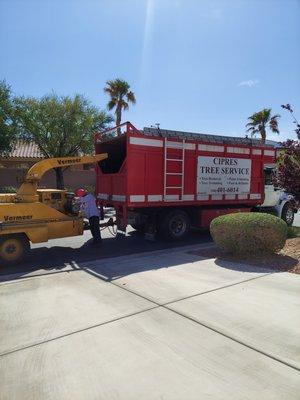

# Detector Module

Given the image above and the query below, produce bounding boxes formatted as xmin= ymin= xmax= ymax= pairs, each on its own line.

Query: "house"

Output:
xmin=0 ymin=142 xmax=95 ymax=190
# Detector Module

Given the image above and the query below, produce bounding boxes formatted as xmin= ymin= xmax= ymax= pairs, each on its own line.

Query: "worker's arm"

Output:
xmin=75 ymin=197 xmax=86 ymax=217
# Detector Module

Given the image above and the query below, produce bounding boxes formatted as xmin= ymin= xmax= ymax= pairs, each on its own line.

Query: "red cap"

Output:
xmin=75 ymin=188 xmax=87 ymax=197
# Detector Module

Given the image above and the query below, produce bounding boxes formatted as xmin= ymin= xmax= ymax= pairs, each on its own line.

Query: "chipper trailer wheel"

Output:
xmin=0 ymin=234 xmax=30 ymax=266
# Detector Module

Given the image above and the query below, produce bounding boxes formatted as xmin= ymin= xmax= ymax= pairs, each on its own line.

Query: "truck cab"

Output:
xmin=257 ymin=165 xmax=295 ymax=225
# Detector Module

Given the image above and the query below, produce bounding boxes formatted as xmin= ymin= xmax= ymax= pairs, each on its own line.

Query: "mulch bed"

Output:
xmin=190 ymin=238 xmax=300 ymax=274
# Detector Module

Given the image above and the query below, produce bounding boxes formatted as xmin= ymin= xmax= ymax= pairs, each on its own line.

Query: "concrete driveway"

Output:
xmin=0 ymin=243 xmax=299 ymax=399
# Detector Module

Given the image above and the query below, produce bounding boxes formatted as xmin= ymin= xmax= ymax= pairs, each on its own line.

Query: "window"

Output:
xmin=264 ymin=168 xmax=275 ymax=185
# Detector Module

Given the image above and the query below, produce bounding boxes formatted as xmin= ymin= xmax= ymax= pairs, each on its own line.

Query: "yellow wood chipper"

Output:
xmin=0 ymin=153 xmax=107 ymax=265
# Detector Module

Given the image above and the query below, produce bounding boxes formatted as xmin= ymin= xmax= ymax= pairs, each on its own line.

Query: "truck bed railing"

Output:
xmin=94 ymin=122 xmax=141 ymax=144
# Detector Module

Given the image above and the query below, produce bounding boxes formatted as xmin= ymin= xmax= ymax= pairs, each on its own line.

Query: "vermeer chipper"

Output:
xmin=0 ymin=153 xmax=107 ymax=265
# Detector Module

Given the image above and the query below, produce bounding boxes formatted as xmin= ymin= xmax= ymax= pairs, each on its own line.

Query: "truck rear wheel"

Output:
xmin=0 ymin=234 xmax=30 ymax=266
xmin=281 ymin=203 xmax=294 ymax=226
xmin=159 ymin=209 xmax=191 ymax=240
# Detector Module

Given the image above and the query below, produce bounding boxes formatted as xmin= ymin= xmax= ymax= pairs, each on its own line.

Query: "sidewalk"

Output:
xmin=0 ymin=243 xmax=299 ymax=399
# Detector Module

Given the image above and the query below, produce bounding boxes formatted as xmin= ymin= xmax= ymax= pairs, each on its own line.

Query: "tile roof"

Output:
xmin=5 ymin=141 xmax=44 ymax=159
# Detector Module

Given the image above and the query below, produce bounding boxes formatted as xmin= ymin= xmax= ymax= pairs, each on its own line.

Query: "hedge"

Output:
xmin=210 ymin=212 xmax=287 ymax=255
xmin=0 ymin=186 xmax=17 ymax=193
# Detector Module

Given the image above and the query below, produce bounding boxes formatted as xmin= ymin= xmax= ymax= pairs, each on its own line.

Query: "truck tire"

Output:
xmin=281 ymin=203 xmax=294 ymax=226
xmin=159 ymin=209 xmax=190 ymax=240
xmin=0 ymin=234 xmax=30 ymax=266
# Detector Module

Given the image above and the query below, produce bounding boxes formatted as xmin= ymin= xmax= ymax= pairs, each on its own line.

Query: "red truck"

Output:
xmin=94 ymin=122 xmax=280 ymax=240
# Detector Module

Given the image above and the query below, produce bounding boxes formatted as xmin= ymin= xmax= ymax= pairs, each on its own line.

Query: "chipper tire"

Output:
xmin=159 ymin=209 xmax=191 ymax=241
xmin=0 ymin=234 xmax=30 ymax=266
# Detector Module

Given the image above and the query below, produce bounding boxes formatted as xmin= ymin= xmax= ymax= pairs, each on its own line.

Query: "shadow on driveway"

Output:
xmin=188 ymin=247 xmax=298 ymax=273
xmin=0 ymin=229 xmax=212 ymax=281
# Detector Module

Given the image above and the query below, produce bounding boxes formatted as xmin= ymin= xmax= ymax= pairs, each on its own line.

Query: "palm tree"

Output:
xmin=104 ymin=79 xmax=136 ymax=136
xmin=246 ymin=108 xmax=280 ymax=143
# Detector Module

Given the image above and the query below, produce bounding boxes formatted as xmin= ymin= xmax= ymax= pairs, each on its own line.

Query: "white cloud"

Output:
xmin=238 ymin=79 xmax=259 ymax=87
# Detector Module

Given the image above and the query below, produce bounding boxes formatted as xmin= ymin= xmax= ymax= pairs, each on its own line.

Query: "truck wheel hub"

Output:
xmin=285 ymin=208 xmax=294 ymax=223
xmin=170 ymin=217 xmax=186 ymax=236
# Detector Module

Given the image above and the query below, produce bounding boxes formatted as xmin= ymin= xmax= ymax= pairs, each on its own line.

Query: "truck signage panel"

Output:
xmin=197 ymin=156 xmax=252 ymax=196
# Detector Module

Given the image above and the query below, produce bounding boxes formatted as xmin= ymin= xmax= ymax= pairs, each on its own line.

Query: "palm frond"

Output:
xmin=104 ymin=87 xmax=113 ymax=95
xmin=122 ymin=102 xmax=129 ymax=111
xmin=271 ymin=114 xmax=281 ymax=120
xmin=269 ymin=114 xmax=280 ymax=134
xmin=246 ymin=126 xmax=259 ymax=136
xmin=260 ymin=108 xmax=271 ymax=123
xmin=126 ymin=91 xmax=136 ymax=104
xmin=107 ymin=99 xmax=117 ymax=111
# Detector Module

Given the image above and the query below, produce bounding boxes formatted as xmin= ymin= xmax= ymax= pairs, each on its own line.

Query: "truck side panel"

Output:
xmin=125 ymin=133 xmax=273 ymax=207
xmin=95 ymin=124 xmax=277 ymax=231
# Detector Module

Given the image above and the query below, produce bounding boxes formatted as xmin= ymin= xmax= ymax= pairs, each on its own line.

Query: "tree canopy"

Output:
xmin=104 ymin=79 xmax=136 ymax=135
xmin=0 ymin=80 xmax=17 ymax=155
xmin=274 ymin=104 xmax=300 ymax=203
xmin=246 ymin=108 xmax=280 ymax=143
xmin=15 ymin=93 xmax=113 ymax=188
xmin=275 ymin=140 xmax=300 ymax=203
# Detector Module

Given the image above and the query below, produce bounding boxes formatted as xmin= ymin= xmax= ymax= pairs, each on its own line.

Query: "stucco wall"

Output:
xmin=0 ymin=168 xmax=96 ymax=190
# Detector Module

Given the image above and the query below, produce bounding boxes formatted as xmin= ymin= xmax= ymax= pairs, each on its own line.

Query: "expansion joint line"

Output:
xmin=108 ymin=273 xmax=300 ymax=373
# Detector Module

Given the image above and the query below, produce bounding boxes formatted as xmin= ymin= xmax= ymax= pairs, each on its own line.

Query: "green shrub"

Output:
xmin=210 ymin=212 xmax=287 ymax=255
xmin=0 ymin=186 xmax=17 ymax=193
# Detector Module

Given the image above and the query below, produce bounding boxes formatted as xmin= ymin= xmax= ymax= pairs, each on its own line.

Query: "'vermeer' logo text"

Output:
xmin=4 ymin=215 xmax=33 ymax=222
xmin=57 ymin=158 xmax=81 ymax=165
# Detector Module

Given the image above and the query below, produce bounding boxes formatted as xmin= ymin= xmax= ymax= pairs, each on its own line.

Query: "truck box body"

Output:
xmin=95 ymin=122 xmax=277 ymax=231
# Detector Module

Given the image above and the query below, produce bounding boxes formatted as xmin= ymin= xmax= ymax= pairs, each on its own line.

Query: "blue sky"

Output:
xmin=1 ymin=0 xmax=299 ymax=141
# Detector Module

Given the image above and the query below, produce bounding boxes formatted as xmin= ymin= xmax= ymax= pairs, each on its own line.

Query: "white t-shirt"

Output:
xmin=78 ymin=193 xmax=100 ymax=218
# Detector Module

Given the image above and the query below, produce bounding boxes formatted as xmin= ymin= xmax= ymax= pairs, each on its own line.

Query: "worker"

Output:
xmin=75 ymin=188 xmax=102 ymax=245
